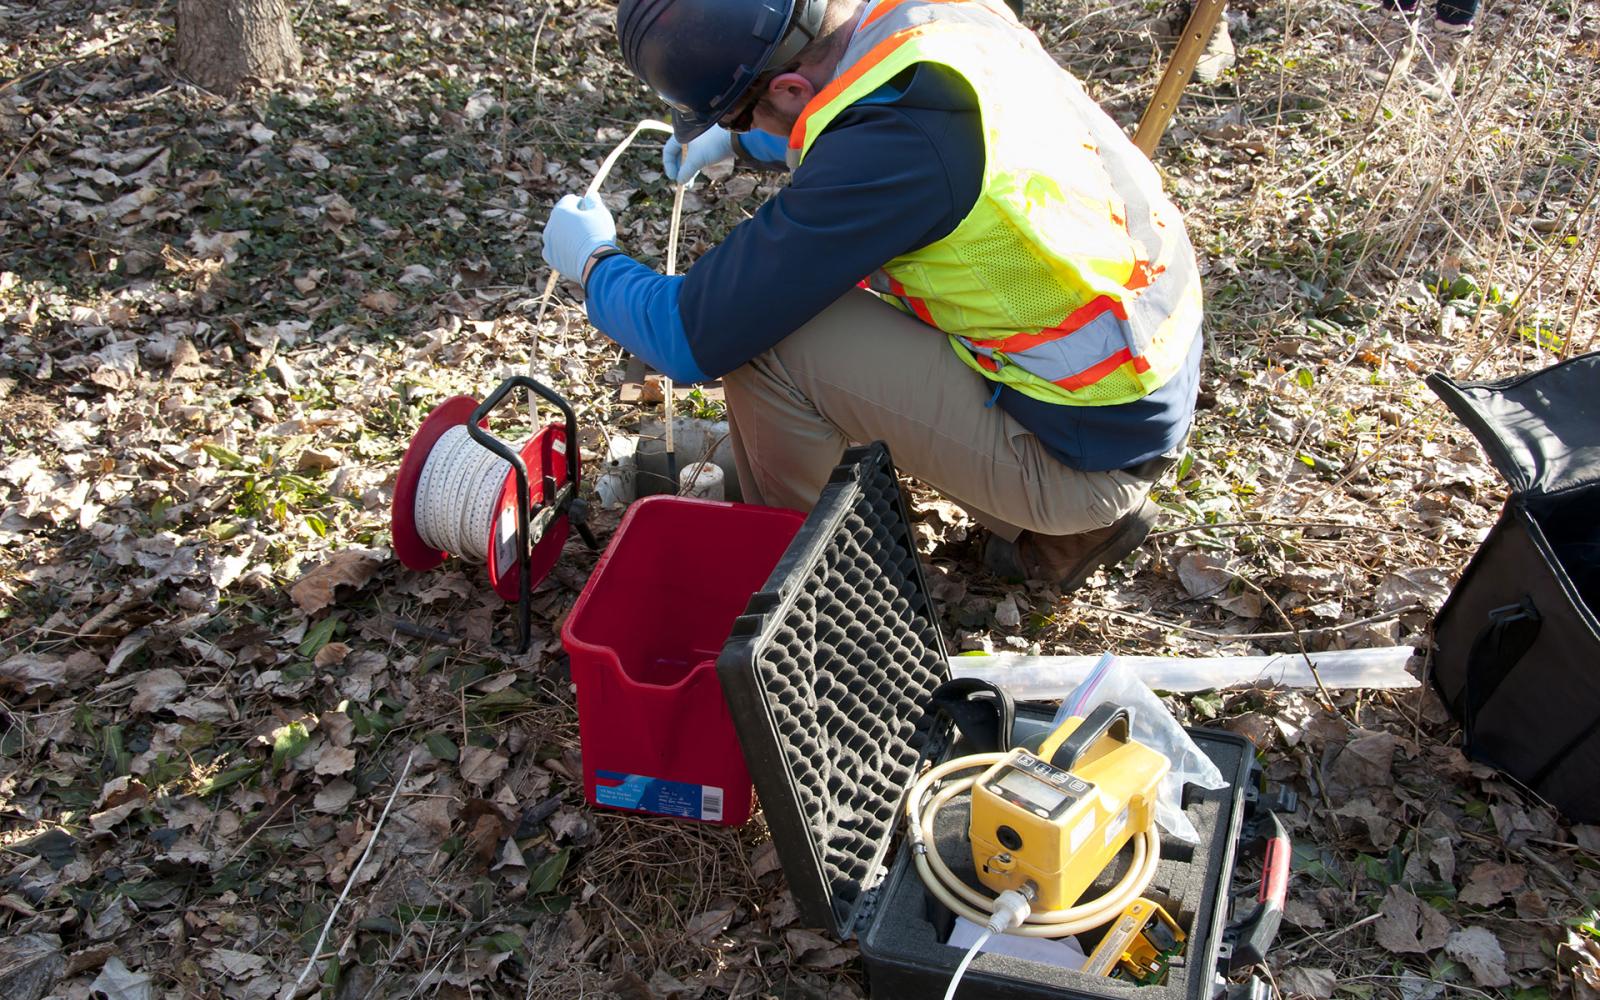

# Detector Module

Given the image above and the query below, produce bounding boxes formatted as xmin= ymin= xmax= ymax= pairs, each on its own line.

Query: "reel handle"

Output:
xmin=464 ymin=375 xmax=588 ymax=655
xmin=470 ymin=374 xmax=582 ymax=490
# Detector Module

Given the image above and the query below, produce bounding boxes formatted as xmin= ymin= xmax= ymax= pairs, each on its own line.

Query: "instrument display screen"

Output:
xmin=996 ymin=768 xmax=1071 ymax=812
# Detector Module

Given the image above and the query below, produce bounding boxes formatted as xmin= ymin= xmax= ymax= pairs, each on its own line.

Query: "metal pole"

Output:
xmin=1133 ymin=0 xmax=1227 ymax=157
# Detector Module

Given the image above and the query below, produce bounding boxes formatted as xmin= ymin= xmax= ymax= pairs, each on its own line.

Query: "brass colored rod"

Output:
xmin=1133 ymin=0 xmax=1227 ymax=157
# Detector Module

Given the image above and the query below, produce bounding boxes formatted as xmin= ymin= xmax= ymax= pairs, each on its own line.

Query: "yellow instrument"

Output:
xmin=1082 ymin=897 xmax=1187 ymax=983
xmin=968 ymin=704 xmax=1169 ymax=911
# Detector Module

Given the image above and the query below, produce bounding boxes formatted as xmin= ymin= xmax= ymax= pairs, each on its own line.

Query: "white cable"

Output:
xmin=663 ymin=181 xmax=685 ymax=482
xmin=534 ymin=119 xmax=675 ymax=327
xmin=906 ymin=752 xmax=1161 ymax=938
xmin=414 ymin=424 xmax=525 ymax=562
xmin=944 ymin=929 xmax=990 ymax=1000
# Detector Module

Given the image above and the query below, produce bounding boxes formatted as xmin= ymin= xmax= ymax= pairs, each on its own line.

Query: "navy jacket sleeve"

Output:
xmin=583 ymin=66 xmax=983 ymax=380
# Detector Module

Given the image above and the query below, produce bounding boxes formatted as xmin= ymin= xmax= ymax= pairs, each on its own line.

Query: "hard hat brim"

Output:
xmin=670 ymin=107 xmax=720 ymax=144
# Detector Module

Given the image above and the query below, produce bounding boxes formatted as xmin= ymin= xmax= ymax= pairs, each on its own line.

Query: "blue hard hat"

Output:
xmin=617 ymin=0 xmax=827 ymax=142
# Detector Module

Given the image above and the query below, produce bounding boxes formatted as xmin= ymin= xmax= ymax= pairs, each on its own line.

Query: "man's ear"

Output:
xmin=767 ymin=71 xmax=817 ymax=111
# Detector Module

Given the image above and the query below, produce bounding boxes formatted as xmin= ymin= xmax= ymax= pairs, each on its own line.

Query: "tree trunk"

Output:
xmin=174 ymin=0 xmax=302 ymax=97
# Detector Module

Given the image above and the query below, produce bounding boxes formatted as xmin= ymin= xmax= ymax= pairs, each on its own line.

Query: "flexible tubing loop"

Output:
xmin=534 ymin=118 xmax=676 ymax=327
xmin=529 ymin=120 xmax=687 ymax=468
xmin=415 ymin=123 xmax=689 ymax=561
xmin=906 ymin=753 xmax=1161 ymax=938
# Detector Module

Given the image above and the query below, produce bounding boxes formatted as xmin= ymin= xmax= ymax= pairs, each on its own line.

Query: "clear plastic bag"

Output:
xmin=1051 ymin=653 xmax=1226 ymax=844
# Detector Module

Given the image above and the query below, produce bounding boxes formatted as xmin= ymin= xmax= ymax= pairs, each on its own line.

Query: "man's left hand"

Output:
xmin=542 ymin=194 xmax=617 ymax=284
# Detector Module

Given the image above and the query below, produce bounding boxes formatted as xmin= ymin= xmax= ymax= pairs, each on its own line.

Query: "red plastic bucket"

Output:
xmin=561 ymin=496 xmax=803 ymax=826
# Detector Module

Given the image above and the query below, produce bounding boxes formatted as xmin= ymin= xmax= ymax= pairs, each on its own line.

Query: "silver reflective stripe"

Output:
xmin=959 ymin=307 xmax=1128 ymax=381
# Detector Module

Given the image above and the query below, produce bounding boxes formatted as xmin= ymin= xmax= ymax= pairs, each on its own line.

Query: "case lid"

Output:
xmin=1426 ymin=351 xmax=1600 ymax=497
xmin=716 ymin=443 xmax=952 ymax=939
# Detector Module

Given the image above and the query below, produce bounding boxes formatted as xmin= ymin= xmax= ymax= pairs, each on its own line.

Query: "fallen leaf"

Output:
xmin=128 ymin=668 xmax=185 ymax=713
xmin=750 ymin=841 xmax=782 ymax=880
xmin=88 ymin=955 xmax=151 ymax=1000
xmin=88 ymin=801 xmax=143 ymax=834
xmin=1445 ymin=926 xmax=1512 ymax=987
xmin=464 ymin=812 xmax=508 ymax=868
xmin=360 ymin=289 xmax=403 ymax=314
xmin=1175 ymin=551 xmax=1232 ymax=599
xmin=647 ymin=968 xmax=692 ymax=998
xmin=1281 ymin=967 xmax=1336 ymax=999
xmin=1458 ymin=861 xmax=1525 ymax=907
xmin=1374 ymin=566 xmax=1452 ymax=612
xmin=201 ymin=948 xmax=266 ymax=979
xmin=1373 ymin=886 xmax=1450 ymax=954
xmin=0 ymin=933 xmax=64 ymax=1000
xmin=1513 ymin=890 xmax=1548 ymax=919
xmin=314 ymin=780 xmax=357 ymax=813
xmin=459 ymin=746 xmax=509 ymax=787
xmin=1572 ymin=825 xmax=1600 ymax=853
xmin=313 ymin=746 xmax=357 ymax=777
xmin=548 ymin=807 xmax=594 ymax=844
xmin=993 ymin=594 xmax=1021 ymax=628
xmin=313 ymin=641 xmax=350 ymax=667
xmin=1327 ymin=729 xmax=1399 ymax=791
xmin=784 ymin=928 xmax=835 ymax=961
xmin=686 ymin=904 xmax=737 ymax=943
xmin=0 ymin=651 xmax=101 ymax=697
xmin=289 ymin=548 xmax=385 ymax=613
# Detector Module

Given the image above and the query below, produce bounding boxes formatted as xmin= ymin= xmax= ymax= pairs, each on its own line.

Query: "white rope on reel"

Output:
xmin=413 ymin=424 xmax=521 ymax=562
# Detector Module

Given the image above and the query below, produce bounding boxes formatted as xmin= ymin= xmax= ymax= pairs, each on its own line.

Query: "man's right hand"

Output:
xmin=663 ymin=125 xmax=735 ymax=185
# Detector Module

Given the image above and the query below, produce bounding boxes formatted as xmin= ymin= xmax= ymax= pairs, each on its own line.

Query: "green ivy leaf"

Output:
xmin=528 ymin=848 xmax=571 ymax=896
xmin=298 ymin=617 xmax=340 ymax=657
xmin=425 ymin=733 xmax=459 ymax=762
xmin=271 ymin=721 xmax=312 ymax=770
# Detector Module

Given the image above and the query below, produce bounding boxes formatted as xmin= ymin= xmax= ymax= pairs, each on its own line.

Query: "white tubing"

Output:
xmin=949 ymin=646 xmax=1419 ymax=699
xmin=906 ymin=753 xmax=1160 ymax=939
xmin=532 ymin=117 xmax=677 ymax=379
xmin=662 ymin=182 xmax=686 ymax=471
xmin=945 ymin=929 xmax=991 ymax=1000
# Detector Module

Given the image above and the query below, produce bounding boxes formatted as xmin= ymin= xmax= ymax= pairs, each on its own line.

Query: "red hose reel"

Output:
xmin=391 ymin=376 xmax=595 ymax=651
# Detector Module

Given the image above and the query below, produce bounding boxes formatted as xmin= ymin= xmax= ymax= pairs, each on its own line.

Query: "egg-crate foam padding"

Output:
xmin=717 ymin=443 xmax=952 ymax=939
xmin=857 ymin=713 xmax=1255 ymax=1000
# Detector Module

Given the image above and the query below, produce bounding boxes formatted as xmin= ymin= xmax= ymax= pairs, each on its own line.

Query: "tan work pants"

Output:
xmin=721 ymin=289 xmax=1163 ymax=542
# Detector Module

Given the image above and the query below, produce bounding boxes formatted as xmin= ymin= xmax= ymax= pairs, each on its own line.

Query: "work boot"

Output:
xmin=1416 ymin=19 xmax=1473 ymax=99
xmin=982 ymin=500 xmax=1161 ymax=594
xmin=1363 ymin=10 xmax=1422 ymax=85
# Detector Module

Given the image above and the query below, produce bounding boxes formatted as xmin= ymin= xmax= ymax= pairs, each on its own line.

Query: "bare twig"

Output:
xmin=1077 ymin=602 xmax=1421 ymax=643
xmin=294 ymin=749 xmax=417 ymax=990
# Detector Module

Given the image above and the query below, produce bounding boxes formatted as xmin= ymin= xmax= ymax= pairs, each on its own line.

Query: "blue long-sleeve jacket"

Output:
xmin=585 ymin=65 xmax=1200 ymax=471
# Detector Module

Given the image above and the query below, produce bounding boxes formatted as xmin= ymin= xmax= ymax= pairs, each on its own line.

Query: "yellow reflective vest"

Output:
xmin=787 ymin=0 xmax=1204 ymax=406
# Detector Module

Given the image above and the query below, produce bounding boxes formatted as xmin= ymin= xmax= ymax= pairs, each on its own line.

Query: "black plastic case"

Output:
xmin=717 ymin=444 xmax=1276 ymax=999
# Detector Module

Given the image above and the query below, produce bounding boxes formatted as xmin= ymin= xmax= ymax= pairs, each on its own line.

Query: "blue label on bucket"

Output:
xmin=594 ymin=771 xmax=724 ymax=822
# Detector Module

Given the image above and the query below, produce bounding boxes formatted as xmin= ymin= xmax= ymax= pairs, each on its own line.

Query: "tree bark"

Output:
xmin=174 ymin=0 xmax=302 ymax=97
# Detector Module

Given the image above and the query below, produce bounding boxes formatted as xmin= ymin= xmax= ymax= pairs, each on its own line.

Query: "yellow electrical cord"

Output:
xmin=906 ymin=752 xmax=1162 ymax=938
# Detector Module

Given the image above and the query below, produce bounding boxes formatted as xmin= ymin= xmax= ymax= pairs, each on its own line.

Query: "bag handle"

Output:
xmin=1458 ymin=597 xmax=1541 ymax=741
xmin=928 ymin=677 xmax=1016 ymax=754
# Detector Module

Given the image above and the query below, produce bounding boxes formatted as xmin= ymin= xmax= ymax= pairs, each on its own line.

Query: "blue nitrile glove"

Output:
xmin=542 ymin=194 xmax=617 ymax=284
xmin=663 ymin=125 xmax=735 ymax=185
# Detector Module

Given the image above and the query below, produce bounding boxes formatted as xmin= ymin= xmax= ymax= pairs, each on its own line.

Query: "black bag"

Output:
xmin=1427 ymin=351 xmax=1600 ymax=822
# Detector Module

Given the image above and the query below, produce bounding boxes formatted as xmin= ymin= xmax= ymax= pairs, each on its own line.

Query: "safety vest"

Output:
xmin=787 ymin=0 xmax=1204 ymax=406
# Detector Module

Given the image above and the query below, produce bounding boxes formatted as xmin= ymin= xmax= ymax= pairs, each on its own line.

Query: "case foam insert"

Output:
xmin=718 ymin=445 xmax=952 ymax=934
xmin=858 ymin=714 xmax=1250 ymax=999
